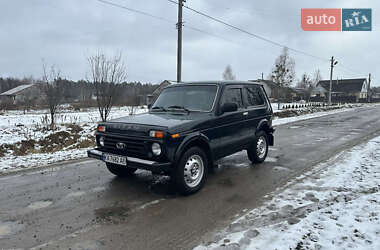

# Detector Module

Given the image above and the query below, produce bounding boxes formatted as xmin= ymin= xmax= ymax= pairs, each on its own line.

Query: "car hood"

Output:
xmin=106 ymin=112 xmax=213 ymax=132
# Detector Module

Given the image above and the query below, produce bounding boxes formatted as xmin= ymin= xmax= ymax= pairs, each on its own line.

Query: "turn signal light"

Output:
xmin=149 ymin=130 xmax=164 ymax=138
xmin=171 ymin=133 xmax=180 ymax=139
xmin=98 ymin=125 xmax=106 ymax=132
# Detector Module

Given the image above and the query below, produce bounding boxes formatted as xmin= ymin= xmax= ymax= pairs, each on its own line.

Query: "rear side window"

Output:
xmin=245 ymin=86 xmax=265 ymax=107
xmin=221 ymin=88 xmax=243 ymax=109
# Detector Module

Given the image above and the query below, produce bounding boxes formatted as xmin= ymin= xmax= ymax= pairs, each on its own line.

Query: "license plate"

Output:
xmin=102 ymin=153 xmax=127 ymax=166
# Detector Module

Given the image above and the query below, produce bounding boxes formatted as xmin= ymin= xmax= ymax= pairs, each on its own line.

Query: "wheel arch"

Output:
xmin=257 ymin=119 xmax=271 ymax=134
xmin=174 ymin=133 xmax=213 ymax=167
xmin=257 ymin=119 xmax=274 ymax=146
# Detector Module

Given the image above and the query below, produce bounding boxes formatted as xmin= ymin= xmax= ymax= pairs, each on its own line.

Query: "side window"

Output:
xmin=245 ymin=86 xmax=265 ymax=107
xmin=221 ymin=88 xmax=243 ymax=109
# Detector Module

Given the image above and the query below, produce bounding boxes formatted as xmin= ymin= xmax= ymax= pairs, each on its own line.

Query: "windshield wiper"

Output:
xmin=151 ymin=106 xmax=167 ymax=112
xmin=167 ymin=105 xmax=190 ymax=112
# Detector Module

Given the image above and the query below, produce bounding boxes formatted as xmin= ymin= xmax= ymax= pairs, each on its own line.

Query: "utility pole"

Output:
xmin=329 ymin=56 xmax=338 ymax=106
xmin=368 ymin=73 xmax=371 ymax=103
xmin=176 ymin=0 xmax=184 ymax=82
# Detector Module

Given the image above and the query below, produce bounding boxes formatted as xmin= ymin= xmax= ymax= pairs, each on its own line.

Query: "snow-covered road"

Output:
xmin=196 ymin=136 xmax=380 ymax=250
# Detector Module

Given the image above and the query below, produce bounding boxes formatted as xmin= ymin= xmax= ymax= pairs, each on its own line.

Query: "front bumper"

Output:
xmin=87 ymin=149 xmax=172 ymax=172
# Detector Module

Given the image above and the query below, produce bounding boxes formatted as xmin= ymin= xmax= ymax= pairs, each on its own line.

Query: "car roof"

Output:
xmin=166 ymin=80 xmax=263 ymax=87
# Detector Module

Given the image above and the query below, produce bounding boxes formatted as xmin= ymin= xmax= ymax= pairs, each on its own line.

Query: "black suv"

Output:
xmin=88 ymin=81 xmax=274 ymax=194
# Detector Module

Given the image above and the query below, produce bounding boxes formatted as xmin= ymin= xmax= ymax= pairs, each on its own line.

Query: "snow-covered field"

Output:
xmin=0 ymin=106 xmax=146 ymax=173
xmin=0 ymin=106 xmax=144 ymax=145
xmin=195 ymin=136 xmax=380 ymax=250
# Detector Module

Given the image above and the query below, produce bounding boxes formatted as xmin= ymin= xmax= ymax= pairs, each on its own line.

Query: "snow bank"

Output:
xmin=196 ymin=136 xmax=380 ymax=250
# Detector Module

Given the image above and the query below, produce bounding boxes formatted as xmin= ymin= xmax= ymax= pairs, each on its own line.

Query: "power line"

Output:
xmin=96 ymin=0 xmax=366 ymax=77
xmin=97 ymin=0 xmax=173 ymax=23
xmin=95 ymin=0 xmax=237 ymax=44
xmin=336 ymin=64 xmax=362 ymax=76
xmin=167 ymin=0 xmax=328 ymax=62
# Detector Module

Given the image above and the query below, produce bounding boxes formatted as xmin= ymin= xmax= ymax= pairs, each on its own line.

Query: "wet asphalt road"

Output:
xmin=1 ymin=105 xmax=380 ymax=250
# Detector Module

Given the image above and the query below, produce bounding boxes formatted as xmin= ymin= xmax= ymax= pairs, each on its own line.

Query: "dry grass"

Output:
xmin=0 ymin=145 xmax=7 ymax=157
xmin=66 ymin=124 xmax=83 ymax=134
xmin=1 ymin=125 xmax=95 ymax=157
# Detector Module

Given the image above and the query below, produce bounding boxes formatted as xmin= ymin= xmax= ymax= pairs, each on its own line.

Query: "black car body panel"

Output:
xmin=88 ymin=81 xmax=275 ymax=173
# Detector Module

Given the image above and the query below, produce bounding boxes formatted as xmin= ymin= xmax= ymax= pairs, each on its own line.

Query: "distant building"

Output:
xmin=249 ymin=79 xmax=277 ymax=98
xmin=0 ymin=84 xmax=41 ymax=105
xmin=372 ymin=92 xmax=380 ymax=99
xmin=313 ymin=78 xmax=368 ymax=102
xmin=152 ymin=80 xmax=177 ymax=97
xmin=146 ymin=80 xmax=177 ymax=105
xmin=249 ymin=79 xmax=301 ymax=102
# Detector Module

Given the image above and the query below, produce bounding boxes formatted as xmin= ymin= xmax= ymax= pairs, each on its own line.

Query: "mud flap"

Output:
xmin=268 ymin=133 xmax=274 ymax=146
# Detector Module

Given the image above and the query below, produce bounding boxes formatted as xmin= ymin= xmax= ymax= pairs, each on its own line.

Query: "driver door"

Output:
xmin=214 ymin=85 xmax=246 ymax=159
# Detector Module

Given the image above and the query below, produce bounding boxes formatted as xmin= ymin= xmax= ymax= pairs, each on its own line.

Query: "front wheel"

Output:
xmin=106 ymin=163 xmax=137 ymax=177
xmin=247 ymin=131 xmax=269 ymax=164
xmin=171 ymin=147 xmax=208 ymax=195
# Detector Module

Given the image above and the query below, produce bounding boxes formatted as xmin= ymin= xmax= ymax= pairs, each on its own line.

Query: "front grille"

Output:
xmin=102 ymin=136 xmax=147 ymax=158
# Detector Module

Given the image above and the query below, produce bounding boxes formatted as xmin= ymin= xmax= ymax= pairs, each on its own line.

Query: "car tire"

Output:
xmin=171 ymin=147 xmax=208 ymax=195
xmin=106 ymin=163 xmax=137 ymax=177
xmin=247 ymin=130 xmax=269 ymax=164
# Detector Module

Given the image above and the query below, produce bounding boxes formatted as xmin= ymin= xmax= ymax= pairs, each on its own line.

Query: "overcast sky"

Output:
xmin=0 ymin=0 xmax=378 ymax=86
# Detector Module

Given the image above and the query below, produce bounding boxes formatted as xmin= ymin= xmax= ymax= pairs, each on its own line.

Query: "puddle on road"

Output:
xmin=94 ymin=206 xmax=129 ymax=223
xmin=27 ymin=200 xmax=53 ymax=210
xmin=217 ymin=177 xmax=235 ymax=187
xmin=0 ymin=221 xmax=24 ymax=238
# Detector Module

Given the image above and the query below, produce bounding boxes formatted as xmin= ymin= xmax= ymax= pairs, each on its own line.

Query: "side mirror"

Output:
xmin=221 ymin=102 xmax=238 ymax=114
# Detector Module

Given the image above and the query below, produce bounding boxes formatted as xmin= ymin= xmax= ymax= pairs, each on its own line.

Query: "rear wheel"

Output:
xmin=106 ymin=163 xmax=137 ymax=177
xmin=171 ymin=147 xmax=208 ymax=195
xmin=247 ymin=130 xmax=269 ymax=163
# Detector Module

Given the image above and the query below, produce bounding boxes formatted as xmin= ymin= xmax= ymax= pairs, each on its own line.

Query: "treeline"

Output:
xmin=0 ymin=77 xmax=157 ymax=106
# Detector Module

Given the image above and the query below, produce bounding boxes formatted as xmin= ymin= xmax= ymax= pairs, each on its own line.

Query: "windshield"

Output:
xmin=152 ymin=85 xmax=218 ymax=112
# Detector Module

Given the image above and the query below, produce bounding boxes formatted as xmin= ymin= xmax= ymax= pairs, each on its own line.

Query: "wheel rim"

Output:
xmin=257 ymin=136 xmax=267 ymax=159
xmin=184 ymin=154 xmax=204 ymax=188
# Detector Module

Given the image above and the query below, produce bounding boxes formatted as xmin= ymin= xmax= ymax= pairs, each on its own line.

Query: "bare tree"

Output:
xmin=312 ymin=69 xmax=322 ymax=88
xmin=222 ymin=65 xmax=236 ymax=80
xmin=88 ymin=52 xmax=127 ymax=122
xmin=42 ymin=63 xmax=63 ymax=128
xmin=270 ymin=47 xmax=296 ymax=88
xmin=296 ymin=73 xmax=314 ymax=101
xmin=296 ymin=73 xmax=312 ymax=89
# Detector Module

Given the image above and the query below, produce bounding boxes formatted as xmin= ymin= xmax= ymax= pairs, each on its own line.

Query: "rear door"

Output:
xmin=242 ymin=84 xmax=268 ymax=142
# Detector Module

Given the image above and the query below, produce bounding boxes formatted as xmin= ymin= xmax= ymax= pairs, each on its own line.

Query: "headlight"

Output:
xmin=99 ymin=136 xmax=105 ymax=147
xmin=151 ymin=143 xmax=161 ymax=156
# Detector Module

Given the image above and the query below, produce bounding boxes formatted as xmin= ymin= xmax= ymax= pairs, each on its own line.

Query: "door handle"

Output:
xmin=243 ymin=112 xmax=248 ymax=116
